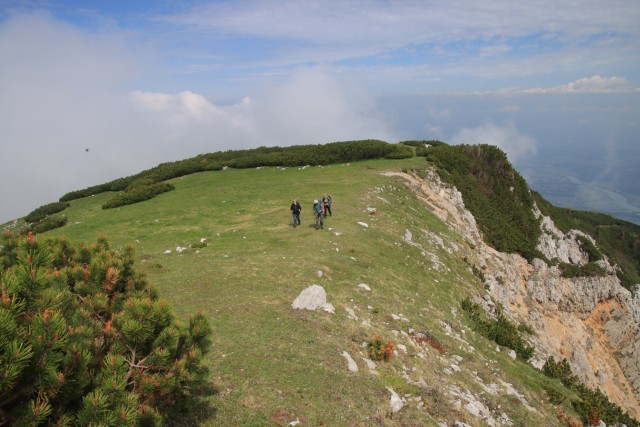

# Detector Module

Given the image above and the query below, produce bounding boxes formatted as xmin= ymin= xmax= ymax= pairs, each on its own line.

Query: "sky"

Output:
xmin=1 ymin=0 xmax=639 ymax=224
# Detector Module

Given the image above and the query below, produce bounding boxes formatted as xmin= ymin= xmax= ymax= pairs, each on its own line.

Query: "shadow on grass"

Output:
xmin=170 ymin=381 xmax=220 ymax=426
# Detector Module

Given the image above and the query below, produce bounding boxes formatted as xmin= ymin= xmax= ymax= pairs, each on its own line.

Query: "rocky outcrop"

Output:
xmin=535 ymin=210 xmax=590 ymax=265
xmin=508 ymin=210 xmax=640 ymax=417
xmin=393 ymin=168 xmax=640 ymax=418
xmin=525 ymin=269 xmax=624 ymax=316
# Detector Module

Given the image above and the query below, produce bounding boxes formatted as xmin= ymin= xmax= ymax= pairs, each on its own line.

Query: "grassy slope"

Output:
xmin=38 ymin=158 xmax=562 ymax=426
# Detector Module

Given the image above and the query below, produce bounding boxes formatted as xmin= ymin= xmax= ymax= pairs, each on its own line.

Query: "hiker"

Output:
xmin=313 ymin=199 xmax=324 ymax=229
xmin=290 ymin=199 xmax=302 ymax=227
xmin=323 ymin=194 xmax=332 ymax=217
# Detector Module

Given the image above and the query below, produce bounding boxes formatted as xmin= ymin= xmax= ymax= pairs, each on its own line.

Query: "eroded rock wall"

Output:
xmin=392 ymin=168 xmax=640 ymax=418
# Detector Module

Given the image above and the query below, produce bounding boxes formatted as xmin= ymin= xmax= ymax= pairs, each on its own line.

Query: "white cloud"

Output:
xmin=160 ymin=0 xmax=640 ymax=50
xmin=0 ymin=12 xmax=394 ymax=222
xmin=0 ymin=12 xmax=144 ymax=222
xmin=153 ymin=0 xmax=640 ymax=86
xmin=130 ymin=91 xmax=173 ymax=112
xmin=131 ymin=67 xmax=394 ymax=149
xmin=523 ymin=76 xmax=640 ymax=94
xmin=452 ymin=122 xmax=537 ymax=163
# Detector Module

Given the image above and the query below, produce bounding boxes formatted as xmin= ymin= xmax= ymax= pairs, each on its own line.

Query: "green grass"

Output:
xmin=34 ymin=157 xmax=568 ymax=426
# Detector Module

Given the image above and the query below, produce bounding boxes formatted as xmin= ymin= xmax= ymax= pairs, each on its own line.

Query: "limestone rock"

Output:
xmin=386 ymin=387 xmax=403 ymax=413
xmin=344 ymin=307 xmax=358 ymax=320
xmin=341 ymin=351 xmax=358 ymax=372
xmin=292 ymin=285 xmax=330 ymax=311
xmin=357 ymin=283 xmax=371 ymax=291
xmin=388 ymin=167 xmax=640 ymax=416
xmin=322 ymin=303 xmax=336 ymax=314
xmin=535 ymin=210 xmax=589 ymax=265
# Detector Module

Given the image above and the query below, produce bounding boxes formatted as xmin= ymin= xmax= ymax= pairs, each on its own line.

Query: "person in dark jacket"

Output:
xmin=290 ymin=199 xmax=301 ymax=227
xmin=322 ymin=194 xmax=332 ymax=217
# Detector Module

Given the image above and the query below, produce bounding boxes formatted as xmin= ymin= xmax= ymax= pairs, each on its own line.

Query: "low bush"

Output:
xmin=368 ymin=334 xmax=395 ymax=361
xmin=542 ymin=357 xmax=639 ymax=426
xmin=559 ymin=262 xmax=607 ymax=279
xmin=0 ymin=233 xmax=212 ymax=425
xmin=543 ymin=384 xmax=566 ymax=405
xmin=487 ymin=315 xmax=534 ymax=360
xmin=30 ymin=215 xmax=67 ymax=234
xmin=461 ymin=297 xmax=534 ymax=360
xmin=102 ymin=182 xmax=175 ymax=209
xmin=577 ymin=235 xmax=603 ymax=262
xmin=543 ymin=357 xmax=577 ymax=389
xmin=425 ymin=144 xmax=543 ymax=261
xmin=59 ymin=177 xmax=132 ymax=202
xmin=517 ymin=322 xmax=535 ymax=335
xmin=471 ymin=264 xmax=485 ymax=282
xmin=410 ymin=330 xmax=445 ymax=354
xmin=24 ymin=202 xmax=70 ymax=223
xmin=383 ymin=144 xmax=414 ymax=159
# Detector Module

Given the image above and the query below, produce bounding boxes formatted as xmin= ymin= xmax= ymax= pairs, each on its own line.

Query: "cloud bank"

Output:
xmin=522 ymin=76 xmax=640 ymax=94
xmin=0 ymin=13 xmax=393 ymax=223
xmin=452 ymin=122 xmax=537 ymax=163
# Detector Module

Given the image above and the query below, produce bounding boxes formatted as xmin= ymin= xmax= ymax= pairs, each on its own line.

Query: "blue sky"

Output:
xmin=1 ymin=0 xmax=639 ymax=223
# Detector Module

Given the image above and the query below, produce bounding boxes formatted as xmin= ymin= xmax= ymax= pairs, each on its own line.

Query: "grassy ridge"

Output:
xmin=58 ymin=140 xmax=412 ymax=203
xmin=33 ymin=158 xmax=571 ymax=426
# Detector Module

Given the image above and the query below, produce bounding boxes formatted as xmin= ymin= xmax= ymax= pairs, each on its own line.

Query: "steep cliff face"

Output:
xmin=392 ymin=167 xmax=640 ymax=418
xmin=525 ymin=210 xmax=640 ymax=413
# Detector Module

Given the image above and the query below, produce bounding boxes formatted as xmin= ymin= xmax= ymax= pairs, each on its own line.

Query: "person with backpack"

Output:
xmin=313 ymin=199 xmax=324 ymax=230
xmin=323 ymin=194 xmax=332 ymax=217
xmin=290 ymin=199 xmax=302 ymax=228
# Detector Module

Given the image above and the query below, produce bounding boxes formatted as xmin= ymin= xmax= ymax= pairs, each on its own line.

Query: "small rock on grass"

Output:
xmin=342 ymin=351 xmax=358 ymax=372
xmin=386 ymin=387 xmax=403 ymax=413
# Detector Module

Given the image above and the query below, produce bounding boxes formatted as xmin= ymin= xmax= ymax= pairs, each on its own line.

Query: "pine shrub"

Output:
xmin=559 ymin=262 xmax=607 ymax=279
xmin=30 ymin=215 xmax=67 ymax=234
xmin=0 ymin=232 xmax=212 ymax=426
xmin=460 ymin=297 xmax=534 ymax=361
xmin=102 ymin=182 xmax=175 ymax=209
xmin=24 ymin=202 xmax=70 ymax=223
xmin=383 ymin=144 xmax=414 ymax=159
xmin=542 ymin=357 xmax=639 ymax=426
xmin=424 ymin=144 xmax=543 ymax=261
xmin=368 ymin=334 xmax=395 ymax=361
